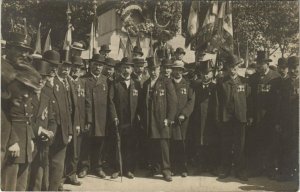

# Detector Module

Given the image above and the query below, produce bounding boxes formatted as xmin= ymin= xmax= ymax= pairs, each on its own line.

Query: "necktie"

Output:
xmin=63 ymin=78 xmax=69 ymax=91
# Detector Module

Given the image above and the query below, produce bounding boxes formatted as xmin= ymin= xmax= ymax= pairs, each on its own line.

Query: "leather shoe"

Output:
xmin=111 ymin=171 xmax=120 ymax=179
xmin=96 ymin=170 xmax=106 ymax=178
xmin=66 ymin=178 xmax=82 ymax=186
xmin=181 ymin=172 xmax=188 ymax=177
xmin=163 ymin=174 xmax=172 ymax=182
xmin=78 ymin=169 xmax=88 ymax=178
xmin=58 ymin=183 xmax=64 ymax=191
xmin=218 ymin=172 xmax=229 ymax=179
xmin=126 ymin=171 xmax=134 ymax=179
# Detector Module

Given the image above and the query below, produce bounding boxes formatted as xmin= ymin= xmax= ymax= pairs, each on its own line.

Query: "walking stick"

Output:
xmin=178 ymin=120 xmax=187 ymax=168
xmin=115 ymin=124 xmax=123 ymax=182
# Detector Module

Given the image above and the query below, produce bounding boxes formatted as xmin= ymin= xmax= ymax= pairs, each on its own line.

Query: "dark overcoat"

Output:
xmin=172 ymin=78 xmax=195 ymax=140
xmin=84 ymin=74 xmax=109 ymax=137
xmin=141 ymin=76 xmax=177 ymax=139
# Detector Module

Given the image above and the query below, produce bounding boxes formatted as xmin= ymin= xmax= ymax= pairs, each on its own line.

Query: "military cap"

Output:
xmin=288 ymin=56 xmax=299 ymax=68
xmin=15 ymin=65 xmax=42 ymax=91
xmin=146 ymin=57 xmax=161 ymax=68
xmin=71 ymin=55 xmax=84 ymax=67
xmin=91 ymin=54 xmax=105 ymax=64
xmin=42 ymin=50 xmax=61 ymax=65
xmin=175 ymin=47 xmax=186 ymax=55
xmin=6 ymin=31 xmax=32 ymax=51
xmin=105 ymin=57 xmax=116 ymax=67
xmin=255 ymin=51 xmax=272 ymax=63
xmin=277 ymin=57 xmax=288 ymax=68
xmin=132 ymin=46 xmax=143 ymax=56
xmin=99 ymin=44 xmax=111 ymax=53
xmin=171 ymin=60 xmax=185 ymax=69
xmin=70 ymin=41 xmax=85 ymax=51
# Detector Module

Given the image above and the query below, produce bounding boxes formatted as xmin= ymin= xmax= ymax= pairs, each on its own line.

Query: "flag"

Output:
xmin=23 ymin=18 xmax=28 ymax=38
xmin=136 ymin=34 xmax=141 ymax=48
xmin=118 ymin=37 xmax=126 ymax=58
xmin=125 ymin=33 xmax=133 ymax=58
xmin=147 ymin=33 xmax=154 ymax=57
xmin=185 ymin=1 xmax=200 ymax=47
xmin=43 ymin=29 xmax=52 ymax=53
xmin=63 ymin=24 xmax=73 ymax=51
xmin=93 ymin=11 xmax=99 ymax=54
xmin=88 ymin=22 xmax=95 ymax=59
xmin=245 ymin=40 xmax=249 ymax=68
xmin=33 ymin=22 xmax=42 ymax=55
xmin=10 ymin=18 xmax=14 ymax=32
xmin=222 ymin=1 xmax=234 ymax=52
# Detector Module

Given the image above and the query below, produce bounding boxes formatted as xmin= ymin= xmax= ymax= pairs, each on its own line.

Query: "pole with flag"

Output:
xmin=222 ymin=1 xmax=234 ymax=52
xmin=245 ymin=40 xmax=249 ymax=68
xmin=43 ymin=29 xmax=52 ymax=53
xmin=136 ymin=33 xmax=141 ymax=48
xmin=185 ymin=1 xmax=200 ymax=48
xmin=32 ymin=22 xmax=42 ymax=58
xmin=118 ymin=37 xmax=126 ymax=58
xmin=125 ymin=32 xmax=133 ymax=58
xmin=147 ymin=33 xmax=154 ymax=57
xmin=63 ymin=2 xmax=73 ymax=61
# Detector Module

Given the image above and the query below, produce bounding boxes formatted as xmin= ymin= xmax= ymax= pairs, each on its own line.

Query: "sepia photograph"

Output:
xmin=0 ymin=0 xmax=299 ymax=191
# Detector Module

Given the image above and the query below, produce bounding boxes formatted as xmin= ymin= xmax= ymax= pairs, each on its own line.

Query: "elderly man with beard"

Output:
xmin=78 ymin=54 xmax=109 ymax=179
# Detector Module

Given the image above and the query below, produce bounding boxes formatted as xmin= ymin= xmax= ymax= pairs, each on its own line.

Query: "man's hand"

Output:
xmin=247 ymin=118 xmax=253 ymax=126
xmin=68 ymin=135 xmax=72 ymax=143
xmin=8 ymin=143 xmax=20 ymax=157
xmin=76 ymin=126 xmax=80 ymax=135
xmin=83 ymin=123 xmax=91 ymax=133
xmin=39 ymin=127 xmax=54 ymax=140
xmin=114 ymin=118 xmax=119 ymax=127
xmin=164 ymin=119 xmax=169 ymax=128
xmin=178 ymin=115 xmax=185 ymax=123
xmin=31 ymin=140 xmax=34 ymax=152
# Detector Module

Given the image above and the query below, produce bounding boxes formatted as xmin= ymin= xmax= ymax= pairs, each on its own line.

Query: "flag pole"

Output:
xmin=65 ymin=2 xmax=72 ymax=61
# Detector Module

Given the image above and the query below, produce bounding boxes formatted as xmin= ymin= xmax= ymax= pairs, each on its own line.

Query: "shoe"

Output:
xmin=65 ymin=176 xmax=82 ymax=186
xmin=218 ymin=172 xmax=229 ymax=179
xmin=181 ymin=172 xmax=188 ymax=177
xmin=163 ymin=174 xmax=172 ymax=182
xmin=146 ymin=169 xmax=159 ymax=177
xmin=236 ymin=173 xmax=248 ymax=181
xmin=96 ymin=170 xmax=106 ymax=178
xmin=78 ymin=169 xmax=88 ymax=178
xmin=126 ymin=171 xmax=134 ymax=179
xmin=111 ymin=171 xmax=120 ymax=179
xmin=58 ymin=183 xmax=64 ymax=191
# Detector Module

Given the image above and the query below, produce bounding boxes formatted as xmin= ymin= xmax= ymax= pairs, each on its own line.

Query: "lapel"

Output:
xmin=130 ymin=79 xmax=134 ymax=116
xmin=37 ymin=92 xmax=49 ymax=117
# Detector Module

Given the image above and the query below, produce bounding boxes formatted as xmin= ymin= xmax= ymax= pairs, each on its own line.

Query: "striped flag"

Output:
xmin=43 ymin=29 xmax=52 ymax=53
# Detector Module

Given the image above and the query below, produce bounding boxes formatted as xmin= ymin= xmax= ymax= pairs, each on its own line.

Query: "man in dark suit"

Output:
xmin=217 ymin=54 xmax=250 ymax=181
xmin=141 ymin=57 xmax=177 ymax=182
xmin=109 ymin=57 xmax=142 ymax=179
xmin=132 ymin=57 xmax=149 ymax=88
xmin=170 ymin=60 xmax=195 ymax=177
xmin=161 ymin=58 xmax=173 ymax=79
xmin=247 ymin=51 xmax=281 ymax=177
xmin=78 ymin=54 xmax=109 ymax=179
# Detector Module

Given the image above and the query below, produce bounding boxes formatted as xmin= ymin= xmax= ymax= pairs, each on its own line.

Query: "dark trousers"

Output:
xmin=137 ymin=129 xmax=150 ymax=168
xmin=170 ymin=140 xmax=187 ymax=174
xmin=196 ymin=145 xmax=220 ymax=172
xmin=220 ymin=119 xmax=246 ymax=174
xmin=48 ymin=130 xmax=67 ymax=191
xmin=113 ymin=131 xmax=138 ymax=173
xmin=64 ymin=134 xmax=81 ymax=180
xmin=79 ymin=136 xmax=105 ymax=172
xmin=149 ymin=139 xmax=171 ymax=175
xmin=1 ymin=163 xmax=29 ymax=191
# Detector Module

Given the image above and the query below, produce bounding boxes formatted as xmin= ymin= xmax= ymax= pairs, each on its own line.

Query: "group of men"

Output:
xmin=1 ymin=29 xmax=299 ymax=191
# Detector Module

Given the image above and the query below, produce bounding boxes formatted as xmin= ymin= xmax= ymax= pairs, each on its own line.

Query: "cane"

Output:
xmin=115 ymin=124 xmax=123 ymax=182
xmin=178 ymin=120 xmax=187 ymax=168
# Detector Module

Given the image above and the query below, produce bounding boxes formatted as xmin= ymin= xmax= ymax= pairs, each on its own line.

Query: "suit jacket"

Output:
xmin=131 ymin=73 xmax=149 ymax=88
xmin=172 ymin=78 xmax=195 ymax=140
xmin=84 ymin=73 xmax=109 ymax=136
xmin=141 ymin=76 xmax=177 ymax=139
xmin=109 ymin=77 xmax=141 ymax=133
xmin=218 ymin=75 xmax=251 ymax=123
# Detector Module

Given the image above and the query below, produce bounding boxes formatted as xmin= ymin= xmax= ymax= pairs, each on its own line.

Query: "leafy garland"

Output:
xmin=116 ymin=0 xmax=182 ymax=40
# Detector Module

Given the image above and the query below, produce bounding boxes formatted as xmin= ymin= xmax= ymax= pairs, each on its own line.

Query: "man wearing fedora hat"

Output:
xmin=99 ymin=44 xmax=111 ymax=58
xmin=132 ymin=46 xmax=144 ymax=58
xmin=141 ymin=57 xmax=177 ymax=182
xmin=247 ymin=50 xmax=280 ymax=178
xmin=174 ymin=47 xmax=188 ymax=65
xmin=109 ymin=57 xmax=142 ymax=179
xmin=132 ymin=57 xmax=149 ymax=88
xmin=161 ymin=58 xmax=173 ymax=79
xmin=78 ymin=54 xmax=109 ymax=179
xmin=1 ymin=64 xmax=42 ymax=191
xmin=217 ymin=53 xmax=250 ymax=181
xmin=70 ymin=41 xmax=85 ymax=57
xmin=169 ymin=60 xmax=195 ymax=177
xmin=103 ymin=57 xmax=116 ymax=85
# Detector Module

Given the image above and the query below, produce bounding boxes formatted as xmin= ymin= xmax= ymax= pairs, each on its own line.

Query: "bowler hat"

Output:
xmin=175 ymin=47 xmax=186 ymax=55
xmin=99 ymin=44 xmax=111 ymax=53
xmin=171 ymin=60 xmax=185 ymax=69
xmin=277 ymin=57 xmax=288 ymax=68
xmin=42 ymin=50 xmax=61 ymax=65
xmin=120 ymin=57 xmax=134 ymax=66
xmin=91 ymin=54 xmax=105 ymax=64
xmin=105 ymin=57 xmax=116 ymax=67
xmin=146 ymin=57 xmax=161 ymax=68
xmin=224 ymin=54 xmax=243 ymax=69
xmin=287 ymin=56 xmax=299 ymax=68
xmin=133 ymin=57 xmax=145 ymax=67
xmin=161 ymin=58 xmax=173 ymax=67
xmin=7 ymin=31 xmax=32 ymax=51
xmin=255 ymin=51 xmax=272 ymax=63
xmin=33 ymin=58 xmax=53 ymax=76
xmin=15 ymin=65 xmax=42 ymax=91
xmin=62 ymin=60 xmax=73 ymax=66
xmin=71 ymin=56 xmax=84 ymax=66
xmin=132 ymin=46 xmax=143 ymax=56
xmin=70 ymin=41 xmax=85 ymax=51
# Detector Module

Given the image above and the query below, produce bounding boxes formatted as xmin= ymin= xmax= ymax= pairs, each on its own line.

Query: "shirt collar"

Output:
xmin=91 ymin=72 xmax=101 ymax=79
xmin=173 ymin=77 xmax=182 ymax=83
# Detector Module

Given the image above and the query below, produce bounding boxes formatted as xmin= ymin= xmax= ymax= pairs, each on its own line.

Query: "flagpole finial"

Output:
xmin=66 ymin=2 xmax=72 ymax=15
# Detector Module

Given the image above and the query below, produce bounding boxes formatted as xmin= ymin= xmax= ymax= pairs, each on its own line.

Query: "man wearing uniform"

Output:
xmin=170 ymin=60 xmax=195 ymax=177
xmin=141 ymin=57 xmax=177 ymax=182
xmin=248 ymin=51 xmax=280 ymax=177
xmin=78 ymin=54 xmax=109 ymax=179
xmin=109 ymin=57 xmax=142 ymax=179
xmin=218 ymin=54 xmax=250 ymax=181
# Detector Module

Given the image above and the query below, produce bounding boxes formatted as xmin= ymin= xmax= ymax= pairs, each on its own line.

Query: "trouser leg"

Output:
xmin=2 ymin=163 xmax=18 ymax=191
xmin=16 ymin=163 xmax=29 ymax=191
xmin=91 ymin=137 xmax=105 ymax=172
xmin=220 ymin=121 xmax=234 ymax=173
xmin=78 ymin=133 xmax=90 ymax=171
xmin=160 ymin=139 xmax=171 ymax=175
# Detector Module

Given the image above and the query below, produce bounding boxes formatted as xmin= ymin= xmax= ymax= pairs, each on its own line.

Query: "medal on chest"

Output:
xmin=258 ymin=84 xmax=271 ymax=93
xmin=41 ymin=107 xmax=48 ymax=120
xmin=181 ymin=88 xmax=187 ymax=95
xmin=133 ymin=89 xmax=138 ymax=96
xmin=237 ymin=85 xmax=245 ymax=92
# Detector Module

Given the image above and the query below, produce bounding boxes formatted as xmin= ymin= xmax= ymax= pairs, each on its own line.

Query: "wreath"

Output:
xmin=116 ymin=0 xmax=182 ymax=40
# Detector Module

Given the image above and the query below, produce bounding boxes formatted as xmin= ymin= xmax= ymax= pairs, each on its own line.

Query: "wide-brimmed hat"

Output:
xmin=171 ymin=60 xmax=185 ymax=69
xmin=91 ymin=54 xmax=106 ymax=64
xmin=255 ymin=51 xmax=272 ymax=63
xmin=161 ymin=58 xmax=173 ymax=67
xmin=6 ymin=31 xmax=32 ymax=51
xmin=133 ymin=57 xmax=145 ymax=67
xmin=42 ymin=50 xmax=61 ymax=65
xmin=132 ymin=46 xmax=143 ymax=56
xmin=105 ymin=57 xmax=116 ymax=67
xmin=33 ymin=58 xmax=53 ymax=76
xmin=71 ymin=56 xmax=84 ymax=66
xmin=146 ymin=57 xmax=161 ymax=69
xmin=277 ymin=57 xmax=288 ymax=68
xmin=175 ymin=47 xmax=186 ymax=55
xmin=15 ymin=65 xmax=42 ymax=91
xmin=120 ymin=57 xmax=134 ymax=66
xmin=224 ymin=53 xmax=243 ymax=69
xmin=70 ymin=41 xmax=85 ymax=51
xmin=99 ymin=44 xmax=111 ymax=53
xmin=287 ymin=56 xmax=299 ymax=68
